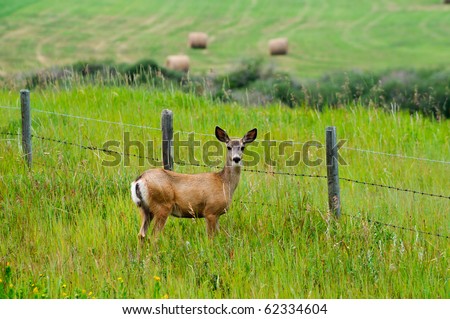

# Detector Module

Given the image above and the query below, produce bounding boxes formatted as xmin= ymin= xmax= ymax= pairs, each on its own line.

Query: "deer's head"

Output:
xmin=215 ymin=126 xmax=257 ymax=167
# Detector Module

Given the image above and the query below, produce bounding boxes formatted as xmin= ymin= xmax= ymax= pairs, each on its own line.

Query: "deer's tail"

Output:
xmin=131 ymin=179 xmax=148 ymax=207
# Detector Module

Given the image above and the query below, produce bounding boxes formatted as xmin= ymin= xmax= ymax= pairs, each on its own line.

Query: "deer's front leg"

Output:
xmin=205 ymin=214 xmax=219 ymax=238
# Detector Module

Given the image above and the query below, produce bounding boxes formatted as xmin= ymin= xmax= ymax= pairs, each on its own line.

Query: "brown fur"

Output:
xmin=131 ymin=127 xmax=257 ymax=239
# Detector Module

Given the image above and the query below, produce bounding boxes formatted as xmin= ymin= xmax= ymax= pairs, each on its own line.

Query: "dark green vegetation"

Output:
xmin=11 ymin=59 xmax=450 ymax=119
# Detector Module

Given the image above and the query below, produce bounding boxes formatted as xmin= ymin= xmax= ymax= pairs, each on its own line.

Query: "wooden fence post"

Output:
xmin=326 ymin=126 xmax=341 ymax=218
xmin=161 ymin=109 xmax=174 ymax=170
xmin=20 ymin=89 xmax=32 ymax=169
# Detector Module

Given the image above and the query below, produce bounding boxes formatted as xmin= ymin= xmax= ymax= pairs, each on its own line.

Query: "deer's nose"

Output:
xmin=233 ymin=157 xmax=241 ymax=163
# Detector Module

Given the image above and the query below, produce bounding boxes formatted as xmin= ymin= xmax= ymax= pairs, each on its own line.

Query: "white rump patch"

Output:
xmin=130 ymin=180 xmax=148 ymax=206
xmin=130 ymin=181 xmax=140 ymax=205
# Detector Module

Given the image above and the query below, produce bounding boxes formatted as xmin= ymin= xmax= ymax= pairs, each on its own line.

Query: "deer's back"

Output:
xmin=138 ymin=168 xmax=229 ymax=217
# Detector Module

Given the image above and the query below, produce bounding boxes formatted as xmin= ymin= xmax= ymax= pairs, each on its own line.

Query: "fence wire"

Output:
xmin=31 ymin=107 xmax=450 ymax=162
xmin=31 ymin=134 xmax=160 ymax=162
xmin=31 ymin=108 xmax=307 ymax=144
xmin=1 ymin=131 xmax=447 ymax=240
xmin=1 ymin=131 xmax=448 ymax=200
xmin=0 ymin=132 xmax=20 ymax=136
xmin=340 ymin=177 xmax=450 ymax=199
xmin=342 ymin=212 xmax=449 ymax=239
xmin=242 ymin=167 xmax=327 ymax=179
xmin=5 ymin=106 xmax=449 ymax=163
xmin=342 ymin=146 xmax=450 ymax=165
xmin=32 ymin=109 xmax=161 ymax=132
xmin=241 ymin=200 xmax=449 ymax=239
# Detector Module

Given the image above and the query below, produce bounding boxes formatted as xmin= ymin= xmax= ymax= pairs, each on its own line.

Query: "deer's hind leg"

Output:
xmin=139 ymin=205 xmax=153 ymax=240
xmin=151 ymin=204 xmax=171 ymax=236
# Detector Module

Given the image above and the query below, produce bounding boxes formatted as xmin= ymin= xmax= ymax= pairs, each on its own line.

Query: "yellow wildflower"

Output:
xmin=163 ymin=294 xmax=169 ymax=299
xmin=0 ymin=278 xmax=2 ymax=283
xmin=81 ymin=289 xmax=86 ymax=294
xmin=153 ymin=275 xmax=161 ymax=281
xmin=88 ymin=291 xmax=93 ymax=296
xmin=62 ymin=292 xmax=67 ymax=298
xmin=62 ymin=284 xmax=67 ymax=289
xmin=33 ymin=287 xmax=39 ymax=294
xmin=39 ymin=273 xmax=44 ymax=277
xmin=9 ymin=283 xmax=13 ymax=288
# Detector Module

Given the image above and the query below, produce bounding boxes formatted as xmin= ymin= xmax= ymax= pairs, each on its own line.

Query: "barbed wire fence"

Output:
xmin=1 ymin=90 xmax=449 ymax=240
xmin=1 ymin=135 xmax=449 ymax=240
xmin=3 ymin=103 xmax=450 ymax=162
xmin=3 ymin=131 xmax=449 ymax=201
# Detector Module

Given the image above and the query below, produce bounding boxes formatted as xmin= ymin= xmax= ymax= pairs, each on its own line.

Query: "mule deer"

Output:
xmin=131 ymin=126 xmax=257 ymax=239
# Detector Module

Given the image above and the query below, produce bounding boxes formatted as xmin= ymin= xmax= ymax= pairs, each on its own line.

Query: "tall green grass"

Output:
xmin=0 ymin=83 xmax=449 ymax=298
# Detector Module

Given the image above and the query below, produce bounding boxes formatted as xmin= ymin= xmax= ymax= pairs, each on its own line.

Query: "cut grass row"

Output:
xmin=0 ymin=0 xmax=449 ymax=77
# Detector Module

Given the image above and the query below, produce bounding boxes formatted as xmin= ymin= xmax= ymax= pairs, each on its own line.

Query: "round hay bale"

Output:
xmin=269 ymin=38 xmax=288 ymax=55
xmin=188 ymin=32 xmax=208 ymax=49
xmin=165 ymin=55 xmax=190 ymax=72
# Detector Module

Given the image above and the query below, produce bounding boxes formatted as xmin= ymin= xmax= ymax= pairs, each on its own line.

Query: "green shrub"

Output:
xmin=258 ymin=69 xmax=449 ymax=118
xmin=17 ymin=59 xmax=450 ymax=119
xmin=216 ymin=59 xmax=263 ymax=90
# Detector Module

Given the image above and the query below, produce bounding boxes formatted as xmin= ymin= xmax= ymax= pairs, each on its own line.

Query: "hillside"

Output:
xmin=0 ymin=0 xmax=449 ymax=77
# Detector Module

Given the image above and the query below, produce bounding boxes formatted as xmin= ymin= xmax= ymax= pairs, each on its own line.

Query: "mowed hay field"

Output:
xmin=0 ymin=85 xmax=449 ymax=298
xmin=0 ymin=0 xmax=449 ymax=77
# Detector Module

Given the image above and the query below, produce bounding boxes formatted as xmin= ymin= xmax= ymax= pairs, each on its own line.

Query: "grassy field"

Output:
xmin=0 ymin=0 xmax=449 ymax=300
xmin=0 ymin=83 xmax=449 ymax=298
xmin=1 ymin=0 xmax=449 ymax=77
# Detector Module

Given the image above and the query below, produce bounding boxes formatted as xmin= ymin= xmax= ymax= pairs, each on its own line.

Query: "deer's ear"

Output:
xmin=215 ymin=126 xmax=230 ymax=143
xmin=243 ymin=128 xmax=257 ymax=144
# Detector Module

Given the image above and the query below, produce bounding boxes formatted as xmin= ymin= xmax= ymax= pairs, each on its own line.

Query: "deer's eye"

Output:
xmin=227 ymin=146 xmax=231 ymax=150
xmin=241 ymin=147 xmax=245 ymax=151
